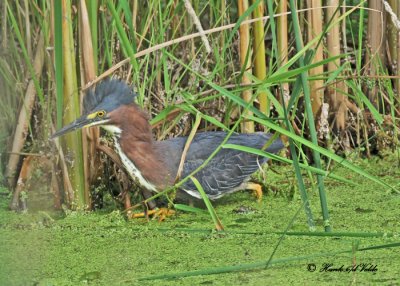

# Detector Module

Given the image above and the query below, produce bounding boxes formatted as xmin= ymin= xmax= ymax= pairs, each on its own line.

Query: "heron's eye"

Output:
xmin=97 ymin=110 xmax=106 ymax=118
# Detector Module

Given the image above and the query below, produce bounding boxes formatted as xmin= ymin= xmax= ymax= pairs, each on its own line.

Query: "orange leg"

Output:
xmin=246 ymin=182 xmax=263 ymax=202
xmin=130 ymin=208 xmax=175 ymax=221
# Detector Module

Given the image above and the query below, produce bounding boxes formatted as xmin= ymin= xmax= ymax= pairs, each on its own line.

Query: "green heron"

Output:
xmin=51 ymin=79 xmax=283 ymax=211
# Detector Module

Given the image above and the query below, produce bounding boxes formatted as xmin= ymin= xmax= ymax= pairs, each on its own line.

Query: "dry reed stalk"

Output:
xmin=79 ymin=0 xmax=99 ymax=207
xmin=398 ymin=3 xmax=400 ymax=102
xmin=307 ymin=0 xmax=324 ymax=117
xmin=252 ymin=0 xmax=268 ymax=116
xmin=184 ymin=0 xmax=211 ymax=53
xmin=61 ymin=0 xmax=86 ymax=209
xmin=84 ymin=5 xmax=376 ymax=89
xmin=238 ymin=0 xmax=254 ymax=133
xmin=326 ymin=0 xmax=347 ymax=131
xmin=277 ymin=0 xmax=290 ymax=106
xmin=5 ymin=33 xmax=44 ymax=188
xmin=365 ymin=1 xmax=385 ymax=107
xmin=385 ymin=0 xmax=400 ymax=100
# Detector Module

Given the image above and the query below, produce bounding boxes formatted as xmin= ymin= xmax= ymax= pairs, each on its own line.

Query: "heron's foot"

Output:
xmin=246 ymin=182 xmax=263 ymax=202
xmin=130 ymin=208 xmax=175 ymax=221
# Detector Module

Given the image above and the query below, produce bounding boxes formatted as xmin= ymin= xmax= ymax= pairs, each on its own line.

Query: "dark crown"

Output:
xmin=83 ymin=79 xmax=137 ymax=114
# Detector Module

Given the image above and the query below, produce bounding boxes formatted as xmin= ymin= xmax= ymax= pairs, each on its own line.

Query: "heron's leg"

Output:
xmin=130 ymin=208 xmax=175 ymax=221
xmin=141 ymin=189 xmax=157 ymax=209
xmin=245 ymin=182 xmax=263 ymax=202
xmin=129 ymin=189 xmax=174 ymax=221
xmin=124 ymin=192 xmax=132 ymax=217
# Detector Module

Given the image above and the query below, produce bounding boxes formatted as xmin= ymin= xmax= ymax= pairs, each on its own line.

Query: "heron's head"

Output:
xmin=51 ymin=79 xmax=136 ymax=139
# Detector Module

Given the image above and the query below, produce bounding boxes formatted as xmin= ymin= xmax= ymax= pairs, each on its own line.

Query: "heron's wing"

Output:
xmin=181 ymin=149 xmax=267 ymax=199
xmin=157 ymin=131 xmax=283 ymax=199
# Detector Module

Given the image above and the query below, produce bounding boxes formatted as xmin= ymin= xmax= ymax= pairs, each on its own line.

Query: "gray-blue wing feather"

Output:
xmin=181 ymin=148 xmax=267 ymax=199
xmin=155 ymin=131 xmax=283 ymax=199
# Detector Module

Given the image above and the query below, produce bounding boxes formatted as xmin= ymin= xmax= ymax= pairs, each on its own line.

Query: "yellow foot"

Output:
xmin=246 ymin=182 xmax=263 ymax=202
xmin=130 ymin=208 xmax=175 ymax=221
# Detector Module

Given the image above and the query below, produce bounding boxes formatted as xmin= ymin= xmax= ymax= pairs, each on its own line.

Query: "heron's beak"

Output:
xmin=51 ymin=116 xmax=96 ymax=139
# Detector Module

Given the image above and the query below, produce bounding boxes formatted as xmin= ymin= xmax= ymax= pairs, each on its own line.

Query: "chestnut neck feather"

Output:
xmin=109 ymin=104 xmax=172 ymax=189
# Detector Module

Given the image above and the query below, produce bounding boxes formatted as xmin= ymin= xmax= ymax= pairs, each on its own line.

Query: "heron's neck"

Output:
xmin=110 ymin=104 xmax=172 ymax=189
